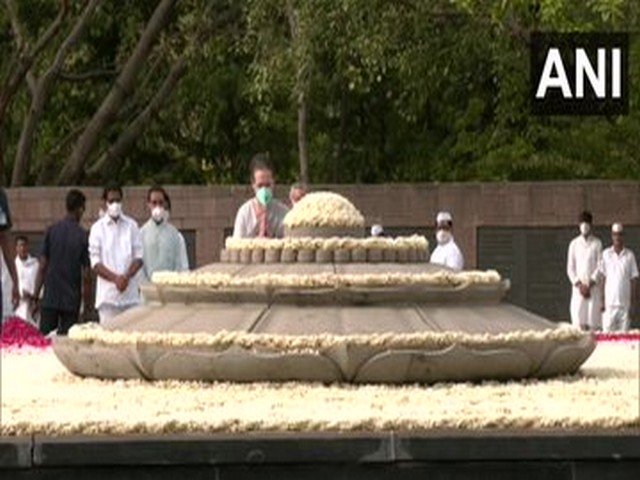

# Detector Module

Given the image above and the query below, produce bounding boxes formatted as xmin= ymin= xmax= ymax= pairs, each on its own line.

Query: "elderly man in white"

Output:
xmin=89 ymin=185 xmax=144 ymax=325
xmin=599 ymin=223 xmax=638 ymax=332
xmin=430 ymin=211 xmax=464 ymax=271
xmin=566 ymin=210 xmax=602 ymax=330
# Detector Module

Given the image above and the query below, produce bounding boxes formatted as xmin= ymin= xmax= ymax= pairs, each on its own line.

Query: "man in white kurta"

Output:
xmin=599 ymin=223 xmax=638 ymax=332
xmin=89 ymin=186 xmax=144 ymax=325
xmin=430 ymin=211 xmax=464 ymax=271
xmin=566 ymin=211 xmax=602 ymax=330
xmin=140 ymin=186 xmax=189 ymax=281
xmin=14 ymin=236 xmax=39 ymax=324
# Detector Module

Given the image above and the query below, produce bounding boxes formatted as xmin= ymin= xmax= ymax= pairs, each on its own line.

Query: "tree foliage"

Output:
xmin=0 ymin=0 xmax=638 ymax=186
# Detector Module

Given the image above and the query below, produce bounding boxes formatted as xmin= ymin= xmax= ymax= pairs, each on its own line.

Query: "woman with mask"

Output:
xmin=429 ymin=211 xmax=464 ymax=271
xmin=232 ymin=153 xmax=290 ymax=238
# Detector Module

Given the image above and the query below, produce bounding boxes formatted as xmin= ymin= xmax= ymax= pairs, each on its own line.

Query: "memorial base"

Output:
xmin=2 ymin=431 xmax=639 ymax=479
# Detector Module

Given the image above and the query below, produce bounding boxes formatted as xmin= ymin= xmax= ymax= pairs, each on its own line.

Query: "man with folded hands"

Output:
xmin=232 ymin=153 xmax=289 ymax=239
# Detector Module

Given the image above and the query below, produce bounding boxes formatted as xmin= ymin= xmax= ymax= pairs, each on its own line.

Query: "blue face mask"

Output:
xmin=256 ymin=187 xmax=273 ymax=206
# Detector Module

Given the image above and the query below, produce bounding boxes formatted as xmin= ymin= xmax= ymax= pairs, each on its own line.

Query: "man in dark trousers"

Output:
xmin=0 ymin=187 xmax=19 ymax=315
xmin=33 ymin=189 xmax=93 ymax=335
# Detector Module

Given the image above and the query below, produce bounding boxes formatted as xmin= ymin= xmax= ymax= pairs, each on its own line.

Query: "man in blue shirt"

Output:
xmin=33 ymin=189 xmax=93 ymax=335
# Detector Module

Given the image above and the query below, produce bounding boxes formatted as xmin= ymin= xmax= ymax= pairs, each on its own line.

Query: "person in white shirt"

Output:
xmin=14 ymin=236 xmax=39 ymax=324
xmin=566 ymin=211 xmax=602 ymax=330
xmin=599 ymin=223 xmax=638 ymax=332
xmin=233 ymin=153 xmax=290 ymax=238
xmin=370 ymin=224 xmax=385 ymax=237
xmin=89 ymin=184 xmax=143 ymax=326
xmin=140 ymin=186 xmax=189 ymax=281
xmin=429 ymin=211 xmax=464 ymax=271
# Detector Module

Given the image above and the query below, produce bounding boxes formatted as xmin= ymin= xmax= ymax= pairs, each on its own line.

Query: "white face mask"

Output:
xmin=436 ymin=229 xmax=451 ymax=245
xmin=107 ymin=201 xmax=122 ymax=219
xmin=579 ymin=222 xmax=590 ymax=236
xmin=151 ymin=206 xmax=165 ymax=224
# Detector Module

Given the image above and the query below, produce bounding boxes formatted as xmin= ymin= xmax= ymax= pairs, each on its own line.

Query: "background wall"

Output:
xmin=7 ymin=181 xmax=640 ymax=322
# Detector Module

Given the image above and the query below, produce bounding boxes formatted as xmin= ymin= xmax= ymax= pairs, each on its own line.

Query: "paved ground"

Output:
xmin=1 ymin=342 xmax=637 ymax=436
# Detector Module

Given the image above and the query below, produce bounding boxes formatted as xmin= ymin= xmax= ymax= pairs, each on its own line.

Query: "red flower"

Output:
xmin=0 ymin=317 xmax=51 ymax=350
xmin=595 ymin=332 xmax=640 ymax=343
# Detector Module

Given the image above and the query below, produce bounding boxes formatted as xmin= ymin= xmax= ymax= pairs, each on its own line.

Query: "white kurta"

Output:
xmin=566 ymin=234 xmax=602 ymax=329
xmin=600 ymin=246 xmax=639 ymax=332
xmin=89 ymin=213 xmax=143 ymax=311
xmin=140 ymin=219 xmax=189 ymax=281
xmin=15 ymin=255 xmax=39 ymax=324
xmin=430 ymin=239 xmax=464 ymax=271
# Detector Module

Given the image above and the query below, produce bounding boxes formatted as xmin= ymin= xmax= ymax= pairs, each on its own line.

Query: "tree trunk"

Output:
xmin=11 ymin=0 xmax=102 ymax=186
xmin=0 ymin=0 xmax=67 ymax=119
xmin=35 ymin=122 xmax=86 ymax=184
xmin=57 ymin=0 xmax=177 ymax=185
xmin=297 ymin=90 xmax=309 ymax=184
xmin=0 ymin=0 xmax=68 ymax=180
xmin=286 ymin=0 xmax=310 ymax=184
xmin=333 ymin=85 xmax=347 ymax=182
xmin=10 ymin=83 xmax=46 ymax=186
xmin=0 ymin=120 xmax=6 ymax=186
xmin=87 ymin=56 xmax=188 ymax=179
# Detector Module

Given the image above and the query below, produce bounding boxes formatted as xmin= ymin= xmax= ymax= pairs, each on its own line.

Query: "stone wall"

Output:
xmin=6 ymin=181 xmax=640 ymax=268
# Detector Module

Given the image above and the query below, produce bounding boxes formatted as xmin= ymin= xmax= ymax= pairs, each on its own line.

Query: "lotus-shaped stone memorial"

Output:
xmin=53 ymin=192 xmax=595 ymax=383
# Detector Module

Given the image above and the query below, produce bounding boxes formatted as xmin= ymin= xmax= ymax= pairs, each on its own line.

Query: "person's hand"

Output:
xmin=115 ymin=275 xmax=129 ymax=293
xmin=11 ymin=284 xmax=19 ymax=308
xmin=579 ymin=283 xmax=591 ymax=298
xmin=81 ymin=308 xmax=99 ymax=324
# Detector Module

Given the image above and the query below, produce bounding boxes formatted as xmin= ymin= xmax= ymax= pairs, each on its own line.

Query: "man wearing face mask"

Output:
xmin=88 ymin=184 xmax=144 ymax=326
xmin=140 ymin=186 xmax=189 ymax=281
xmin=566 ymin=210 xmax=602 ymax=330
xmin=232 ymin=153 xmax=290 ymax=238
xmin=430 ymin=211 xmax=464 ymax=271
